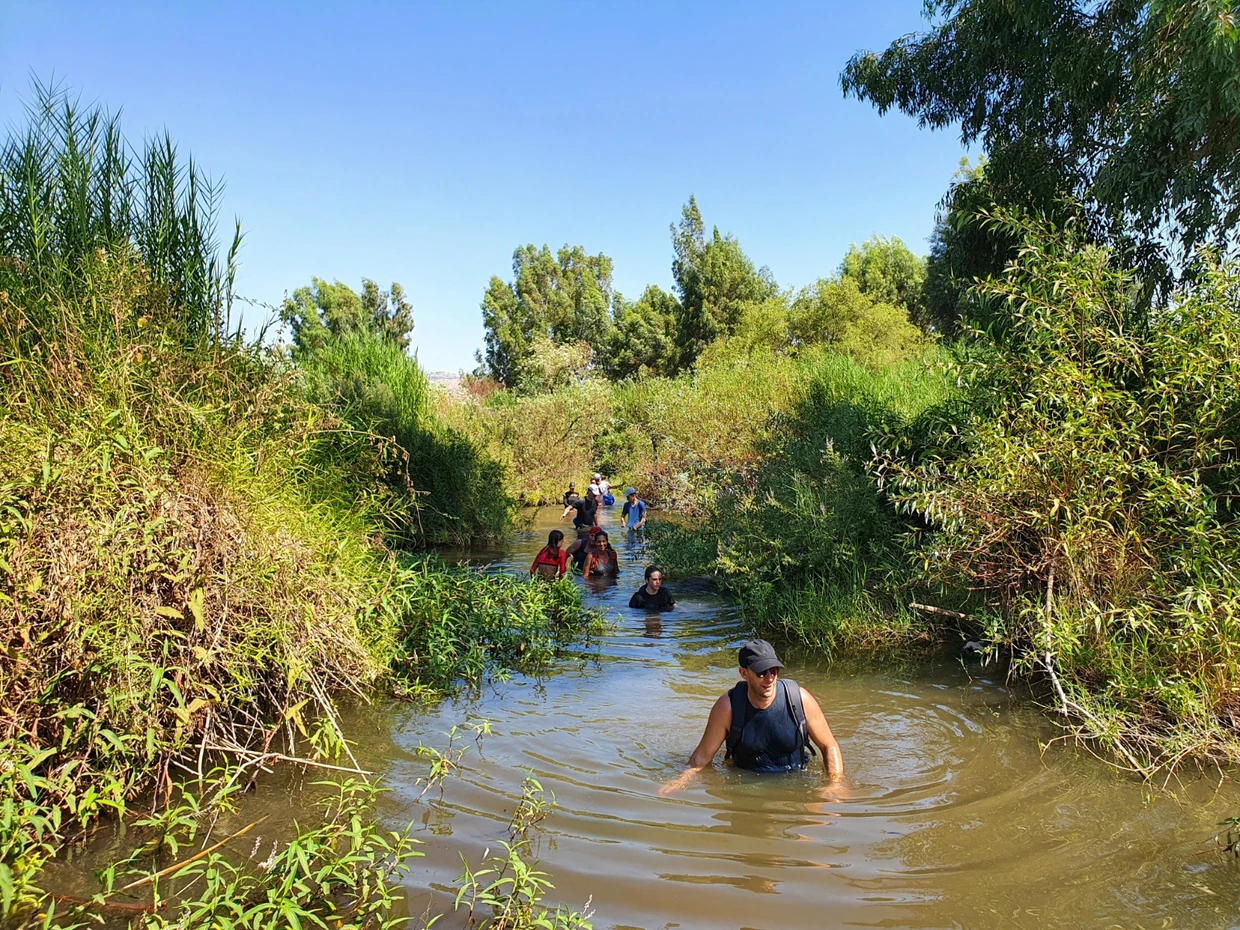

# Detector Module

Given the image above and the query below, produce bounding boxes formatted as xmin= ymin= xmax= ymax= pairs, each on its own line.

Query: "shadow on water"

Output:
xmin=389 ymin=506 xmax=1240 ymax=930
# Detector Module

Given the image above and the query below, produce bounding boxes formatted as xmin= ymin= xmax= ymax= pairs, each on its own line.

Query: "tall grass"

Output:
xmin=0 ymin=80 xmax=240 ymax=342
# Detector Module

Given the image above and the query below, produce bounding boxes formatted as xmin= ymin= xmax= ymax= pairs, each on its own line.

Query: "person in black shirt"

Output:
xmin=560 ymin=488 xmax=600 ymax=529
xmin=659 ymin=639 xmax=844 ymax=795
xmin=629 ymin=566 xmax=675 ymax=610
xmin=562 ymin=482 xmax=581 ymax=507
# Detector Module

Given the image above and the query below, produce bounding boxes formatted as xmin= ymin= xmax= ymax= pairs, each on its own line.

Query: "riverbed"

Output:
xmin=344 ymin=506 xmax=1240 ymax=930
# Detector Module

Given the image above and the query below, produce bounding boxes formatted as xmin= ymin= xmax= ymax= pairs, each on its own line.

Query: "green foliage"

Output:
xmin=297 ymin=332 xmax=512 ymax=544
xmin=878 ymin=213 xmax=1240 ymax=766
xmin=381 ymin=557 xmax=604 ymax=696
xmin=841 ymin=0 xmax=1240 ymax=290
xmin=480 ymin=244 xmax=614 ymax=389
xmin=0 ymin=79 xmax=239 ymax=343
xmin=789 ymin=277 xmax=926 ymax=367
xmin=453 ymin=776 xmax=593 ymax=930
xmin=33 ymin=779 xmax=419 ymax=930
xmin=603 ymin=285 xmax=681 ymax=380
xmin=838 ymin=234 xmax=927 ymax=325
xmin=671 ymin=197 xmax=778 ymax=368
xmin=281 ymin=277 xmax=414 ymax=354
xmin=923 ymin=158 xmax=1022 ymax=336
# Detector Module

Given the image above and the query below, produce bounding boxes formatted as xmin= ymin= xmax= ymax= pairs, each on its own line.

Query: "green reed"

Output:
xmin=0 ymin=79 xmax=240 ymax=343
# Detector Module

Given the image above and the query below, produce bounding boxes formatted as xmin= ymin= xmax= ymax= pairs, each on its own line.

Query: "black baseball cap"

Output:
xmin=738 ymin=639 xmax=784 ymax=675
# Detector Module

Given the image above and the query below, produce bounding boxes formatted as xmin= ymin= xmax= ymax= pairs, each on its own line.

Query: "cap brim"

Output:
xmin=747 ymin=657 xmax=784 ymax=675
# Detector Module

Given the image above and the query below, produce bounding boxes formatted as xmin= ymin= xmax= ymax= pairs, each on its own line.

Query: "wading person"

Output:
xmin=629 ymin=565 xmax=674 ymax=610
xmin=659 ymin=640 xmax=843 ymax=795
xmin=582 ymin=530 xmax=619 ymax=578
xmin=561 ymin=486 xmax=600 ymax=530
xmin=621 ymin=487 xmax=647 ymax=531
xmin=530 ymin=529 xmax=569 ymax=579
xmin=566 ymin=525 xmax=603 ymax=571
xmin=562 ymin=482 xmax=581 ymax=507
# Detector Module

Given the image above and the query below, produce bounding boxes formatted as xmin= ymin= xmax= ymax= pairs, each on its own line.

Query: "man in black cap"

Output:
xmin=659 ymin=639 xmax=843 ymax=794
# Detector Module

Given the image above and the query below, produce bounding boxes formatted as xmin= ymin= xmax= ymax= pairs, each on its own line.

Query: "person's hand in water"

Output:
xmin=658 ymin=767 xmax=701 ymax=797
xmin=813 ymin=776 xmax=853 ymax=805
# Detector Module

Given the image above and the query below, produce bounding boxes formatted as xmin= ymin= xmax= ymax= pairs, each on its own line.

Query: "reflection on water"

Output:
xmin=400 ymin=507 xmax=1240 ymax=929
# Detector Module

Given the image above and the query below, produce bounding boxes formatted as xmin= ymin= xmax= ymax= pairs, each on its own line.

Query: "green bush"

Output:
xmin=877 ymin=215 xmax=1240 ymax=767
xmin=299 ymin=332 xmax=513 ymax=543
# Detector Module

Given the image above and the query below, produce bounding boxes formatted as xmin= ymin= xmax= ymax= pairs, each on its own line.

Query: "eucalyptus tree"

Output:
xmin=479 ymin=243 xmax=614 ymax=389
xmin=281 ymin=277 xmax=414 ymax=355
xmin=670 ymin=197 xmax=778 ymax=367
xmin=838 ymin=235 xmax=927 ymax=327
xmin=604 ymin=284 xmax=681 ymax=380
xmin=841 ymin=0 xmax=1240 ymax=291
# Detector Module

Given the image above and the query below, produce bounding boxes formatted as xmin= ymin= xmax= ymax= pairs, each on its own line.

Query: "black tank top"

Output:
xmin=730 ymin=681 xmax=807 ymax=772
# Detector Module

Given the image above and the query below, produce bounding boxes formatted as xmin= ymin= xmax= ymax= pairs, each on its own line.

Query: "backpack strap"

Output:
xmin=781 ymin=678 xmax=816 ymax=757
xmin=724 ymin=682 xmax=747 ymax=760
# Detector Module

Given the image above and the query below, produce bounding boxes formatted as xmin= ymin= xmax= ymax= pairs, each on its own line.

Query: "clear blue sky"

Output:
xmin=2 ymin=1 xmax=964 ymax=372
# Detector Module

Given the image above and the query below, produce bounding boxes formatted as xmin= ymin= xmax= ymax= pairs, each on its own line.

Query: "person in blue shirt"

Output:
xmin=621 ymin=487 xmax=648 ymax=530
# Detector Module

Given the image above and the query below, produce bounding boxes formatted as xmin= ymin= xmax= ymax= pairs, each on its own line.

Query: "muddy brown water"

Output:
xmin=360 ymin=507 xmax=1240 ymax=930
xmin=43 ymin=507 xmax=1240 ymax=929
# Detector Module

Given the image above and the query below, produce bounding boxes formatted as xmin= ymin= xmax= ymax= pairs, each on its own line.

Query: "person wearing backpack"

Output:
xmin=659 ymin=639 xmax=843 ymax=795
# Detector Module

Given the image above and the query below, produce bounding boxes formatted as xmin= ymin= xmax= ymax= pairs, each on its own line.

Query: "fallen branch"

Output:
xmin=908 ymin=602 xmax=971 ymax=621
xmin=109 ymin=815 xmax=269 ymax=896
xmin=52 ymin=893 xmax=162 ymax=914
xmin=204 ymin=744 xmax=374 ymax=776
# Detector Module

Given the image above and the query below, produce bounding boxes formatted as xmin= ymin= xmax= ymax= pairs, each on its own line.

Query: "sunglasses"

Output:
xmin=753 ymin=668 xmax=780 ymax=680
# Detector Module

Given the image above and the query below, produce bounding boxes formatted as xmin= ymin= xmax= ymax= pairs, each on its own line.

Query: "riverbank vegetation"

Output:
xmin=436 ymin=0 xmax=1240 ymax=775
xmin=0 ymin=86 xmax=598 ymax=926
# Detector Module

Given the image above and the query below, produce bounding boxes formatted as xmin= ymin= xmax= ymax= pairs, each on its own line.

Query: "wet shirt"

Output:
xmin=570 ymin=497 xmax=599 ymax=528
xmin=621 ymin=499 xmax=647 ymax=529
xmin=628 ymin=585 xmax=674 ymax=610
xmin=730 ymin=681 xmax=807 ymax=773
xmin=531 ymin=546 xmax=568 ymax=579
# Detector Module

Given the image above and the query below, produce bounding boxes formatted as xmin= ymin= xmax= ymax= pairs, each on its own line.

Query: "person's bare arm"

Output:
xmin=560 ymin=505 xmax=574 ymax=521
xmin=800 ymin=687 xmax=844 ymax=779
xmin=659 ymin=693 xmax=731 ymax=796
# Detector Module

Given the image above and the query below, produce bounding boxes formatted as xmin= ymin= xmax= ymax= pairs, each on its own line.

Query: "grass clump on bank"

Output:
xmin=299 ymin=331 xmax=513 ymax=545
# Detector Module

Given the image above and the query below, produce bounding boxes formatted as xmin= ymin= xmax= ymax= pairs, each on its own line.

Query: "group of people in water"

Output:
xmin=531 ymin=473 xmax=661 ymax=609
xmin=529 ymin=472 xmax=845 ymax=788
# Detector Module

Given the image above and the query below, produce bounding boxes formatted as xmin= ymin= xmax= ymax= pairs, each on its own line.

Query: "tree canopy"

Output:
xmin=671 ymin=197 xmax=778 ymax=367
xmin=479 ymin=244 xmax=614 ymax=388
xmin=838 ymin=235 xmax=926 ymax=326
xmin=841 ymin=0 xmax=1240 ymax=287
xmin=604 ymin=285 xmax=681 ymax=380
xmin=281 ymin=278 xmax=414 ymax=355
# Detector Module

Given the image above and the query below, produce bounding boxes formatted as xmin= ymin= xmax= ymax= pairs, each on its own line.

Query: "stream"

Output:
xmin=357 ymin=506 xmax=1240 ymax=930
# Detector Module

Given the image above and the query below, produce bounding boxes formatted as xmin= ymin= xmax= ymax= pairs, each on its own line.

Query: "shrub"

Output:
xmin=877 ymin=215 xmax=1240 ymax=767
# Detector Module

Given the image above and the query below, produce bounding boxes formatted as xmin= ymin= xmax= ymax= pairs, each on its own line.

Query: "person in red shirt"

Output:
xmin=530 ymin=529 xmax=569 ymax=579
